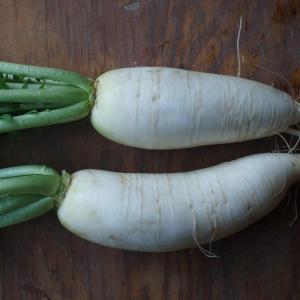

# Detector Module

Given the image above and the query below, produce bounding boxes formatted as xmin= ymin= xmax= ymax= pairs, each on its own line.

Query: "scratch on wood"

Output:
xmin=123 ymin=1 xmax=140 ymax=12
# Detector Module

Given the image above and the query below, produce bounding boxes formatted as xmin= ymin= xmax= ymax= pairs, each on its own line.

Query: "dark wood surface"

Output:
xmin=0 ymin=0 xmax=299 ymax=299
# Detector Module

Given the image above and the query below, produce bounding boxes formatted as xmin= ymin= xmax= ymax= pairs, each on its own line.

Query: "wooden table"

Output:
xmin=0 ymin=0 xmax=299 ymax=299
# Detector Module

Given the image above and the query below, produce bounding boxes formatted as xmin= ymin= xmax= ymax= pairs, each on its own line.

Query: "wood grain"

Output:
xmin=0 ymin=0 xmax=299 ymax=299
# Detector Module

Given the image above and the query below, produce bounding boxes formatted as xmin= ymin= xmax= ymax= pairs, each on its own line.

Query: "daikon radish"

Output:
xmin=0 ymin=62 xmax=299 ymax=149
xmin=0 ymin=153 xmax=298 ymax=252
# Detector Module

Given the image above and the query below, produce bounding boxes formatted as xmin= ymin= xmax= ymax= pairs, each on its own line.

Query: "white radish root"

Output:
xmin=91 ymin=67 xmax=300 ymax=149
xmin=58 ymin=153 xmax=300 ymax=252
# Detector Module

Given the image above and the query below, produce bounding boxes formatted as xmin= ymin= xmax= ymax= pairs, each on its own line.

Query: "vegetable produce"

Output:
xmin=0 ymin=153 xmax=298 ymax=252
xmin=0 ymin=62 xmax=299 ymax=149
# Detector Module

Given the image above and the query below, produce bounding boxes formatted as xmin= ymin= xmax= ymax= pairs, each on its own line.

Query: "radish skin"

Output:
xmin=57 ymin=153 xmax=300 ymax=252
xmin=91 ymin=67 xmax=300 ymax=149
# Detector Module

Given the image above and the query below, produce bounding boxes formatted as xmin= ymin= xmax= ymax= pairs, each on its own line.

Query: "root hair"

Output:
xmin=192 ymin=209 xmax=219 ymax=258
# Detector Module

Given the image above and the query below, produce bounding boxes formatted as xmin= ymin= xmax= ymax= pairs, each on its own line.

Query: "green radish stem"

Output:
xmin=0 ymin=194 xmax=41 ymax=215
xmin=0 ymin=86 xmax=87 ymax=104
xmin=0 ymin=165 xmax=59 ymax=178
xmin=0 ymin=175 xmax=60 ymax=196
xmin=0 ymin=102 xmax=67 ymax=114
xmin=0 ymin=165 xmax=63 ymax=228
xmin=0 ymin=197 xmax=54 ymax=228
xmin=0 ymin=61 xmax=91 ymax=91
xmin=0 ymin=61 xmax=93 ymax=133
xmin=0 ymin=101 xmax=90 ymax=133
xmin=5 ymin=82 xmax=73 ymax=89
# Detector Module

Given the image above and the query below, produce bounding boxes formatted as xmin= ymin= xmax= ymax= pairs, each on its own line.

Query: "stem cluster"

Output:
xmin=0 ymin=62 xmax=92 ymax=133
xmin=0 ymin=165 xmax=62 ymax=227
